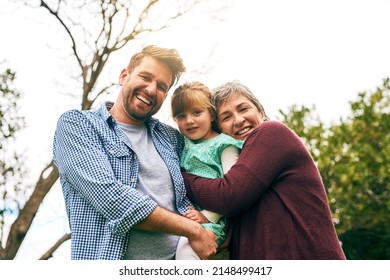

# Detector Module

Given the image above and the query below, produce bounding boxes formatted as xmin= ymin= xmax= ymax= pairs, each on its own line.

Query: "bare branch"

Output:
xmin=90 ymin=82 xmax=117 ymax=105
xmin=39 ymin=233 xmax=71 ymax=260
xmin=40 ymin=1 xmax=83 ymax=71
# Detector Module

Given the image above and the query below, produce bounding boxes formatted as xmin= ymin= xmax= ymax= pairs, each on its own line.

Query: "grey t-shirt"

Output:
xmin=118 ymin=122 xmax=179 ymax=260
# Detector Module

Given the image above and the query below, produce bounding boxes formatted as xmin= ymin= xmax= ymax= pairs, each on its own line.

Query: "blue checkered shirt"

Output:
xmin=53 ymin=102 xmax=192 ymax=260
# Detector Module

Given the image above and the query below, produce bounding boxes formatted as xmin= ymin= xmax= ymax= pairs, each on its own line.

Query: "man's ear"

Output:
xmin=119 ymin=69 xmax=128 ymax=85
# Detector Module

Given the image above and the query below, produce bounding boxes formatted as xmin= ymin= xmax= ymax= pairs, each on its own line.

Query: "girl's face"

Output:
xmin=175 ymin=107 xmax=217 ymax=141
xmin=217 ymin=95 xmax=264 ymax=141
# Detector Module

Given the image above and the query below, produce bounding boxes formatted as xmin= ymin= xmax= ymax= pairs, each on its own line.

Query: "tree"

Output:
xmin=2 ymin=0 xmax=225 ymax=259
xmin=279 ymin=79 xmax=390 ymax=259
xmin=0 ymin=67 xmax=28 ymax=260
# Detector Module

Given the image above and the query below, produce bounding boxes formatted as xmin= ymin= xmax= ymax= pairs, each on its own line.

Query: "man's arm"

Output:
xmin=134 ymin=206 xmax=218 ymax=259
xmin=53 ymin=110 xmax=158 ymax=234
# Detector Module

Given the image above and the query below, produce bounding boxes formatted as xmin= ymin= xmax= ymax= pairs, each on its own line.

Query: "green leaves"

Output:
xmin=278 ymin=78 xmax=390 ymax=259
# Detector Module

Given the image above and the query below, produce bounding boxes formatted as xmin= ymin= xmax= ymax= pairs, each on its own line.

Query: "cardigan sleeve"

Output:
xmin=183 ymin=121 xmax=305 ymax=216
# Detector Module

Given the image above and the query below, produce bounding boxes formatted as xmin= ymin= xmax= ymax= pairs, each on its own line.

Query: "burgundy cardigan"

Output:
xmin=183 ymin=121 xmax=346 ymax=260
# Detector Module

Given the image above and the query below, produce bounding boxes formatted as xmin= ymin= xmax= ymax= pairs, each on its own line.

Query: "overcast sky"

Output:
xmin=1 ymin=0 xmax=390 ymax=259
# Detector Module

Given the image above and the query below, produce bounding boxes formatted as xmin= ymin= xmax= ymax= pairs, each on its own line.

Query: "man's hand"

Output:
xmin=134 ymin=206 xmax=218 ymax=259
xmin=188 ymin=227 xmax=218 ymax=259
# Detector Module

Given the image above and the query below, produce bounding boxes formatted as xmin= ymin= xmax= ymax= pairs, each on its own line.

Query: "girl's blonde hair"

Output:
xmin=171 ymin=81 xmax=215 ymax=119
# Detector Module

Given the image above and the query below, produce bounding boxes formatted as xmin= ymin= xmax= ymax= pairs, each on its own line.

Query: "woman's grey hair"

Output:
xmin=211 ymin=80 xmax=269 ymax=121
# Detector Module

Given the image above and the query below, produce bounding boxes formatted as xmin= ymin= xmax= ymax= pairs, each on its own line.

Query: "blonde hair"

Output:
xmin=171 ymin=81 xmax=215 ymax=118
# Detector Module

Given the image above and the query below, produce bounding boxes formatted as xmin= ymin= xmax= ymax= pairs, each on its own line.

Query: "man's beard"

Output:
xmin=123 ymin=98 xmax=153 ymax=122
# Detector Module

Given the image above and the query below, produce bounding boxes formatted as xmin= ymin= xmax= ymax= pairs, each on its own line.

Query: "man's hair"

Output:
xmin=127 ymin=45 xmax=186 ymax=88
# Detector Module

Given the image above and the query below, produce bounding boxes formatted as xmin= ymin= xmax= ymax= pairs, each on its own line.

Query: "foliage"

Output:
xmin=339 ymin=227 xmax=390 ymax=260
xmin=279 ymin=78 xmax=390 ymax=259
xmin=0 ymin=67 xmax=27 ymax=259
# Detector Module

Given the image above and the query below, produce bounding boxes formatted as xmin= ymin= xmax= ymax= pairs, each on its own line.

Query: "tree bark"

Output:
xmin=2 ymin=161 xmax=58 ymax=260
xmin=39 ymin=233 xmax=71 ymax=260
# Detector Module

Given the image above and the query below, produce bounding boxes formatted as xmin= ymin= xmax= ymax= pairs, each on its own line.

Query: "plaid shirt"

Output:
xmin=53 ymin=102 xmax=191 ymax=260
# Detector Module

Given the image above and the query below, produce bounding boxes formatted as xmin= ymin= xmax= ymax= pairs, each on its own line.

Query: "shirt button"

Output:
xmin=130 ymin=178 xmax=135 ymax=183
xmin=109 ymin=149 xmax=114 ymax=154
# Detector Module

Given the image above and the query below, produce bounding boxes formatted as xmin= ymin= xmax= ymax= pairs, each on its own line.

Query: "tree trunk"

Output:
xmin=2 ymin=161 xmax=59 ymax=260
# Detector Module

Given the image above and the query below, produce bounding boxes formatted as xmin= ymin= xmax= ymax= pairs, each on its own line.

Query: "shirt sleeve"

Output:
xmin=221 ymin=145 xmax=240 ymax=174
xmin=183 ymin=122 xmax=297 ymax=216
xmin=53 ymin=110 xmax=157 ymax=236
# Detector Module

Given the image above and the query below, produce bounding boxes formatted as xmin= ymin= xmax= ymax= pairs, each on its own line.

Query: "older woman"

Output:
xmin=183 ymin=80 xmax=346 ymax=260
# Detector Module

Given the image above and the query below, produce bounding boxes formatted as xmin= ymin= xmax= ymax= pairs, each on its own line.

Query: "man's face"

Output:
xmin=119 ymin=56 xmax=173 ymax=125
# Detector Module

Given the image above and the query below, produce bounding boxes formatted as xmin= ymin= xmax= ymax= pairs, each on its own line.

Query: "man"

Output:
xmin=53 ymin=45 xmax=217 ymax=260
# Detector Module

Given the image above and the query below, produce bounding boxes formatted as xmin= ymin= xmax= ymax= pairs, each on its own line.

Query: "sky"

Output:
xmin=1 ymin=0 xmax=390 ymax=260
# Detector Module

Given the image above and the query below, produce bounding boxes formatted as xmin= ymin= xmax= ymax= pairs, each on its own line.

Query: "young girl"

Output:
xmin=171 ymin=81 xmax=243 ymax=259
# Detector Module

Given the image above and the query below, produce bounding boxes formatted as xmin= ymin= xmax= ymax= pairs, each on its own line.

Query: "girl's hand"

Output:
xmin=183 ymin=206 xmax=210 ymax=223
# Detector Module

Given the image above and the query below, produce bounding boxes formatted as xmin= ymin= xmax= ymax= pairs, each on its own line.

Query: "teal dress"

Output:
xmin=181 ymin=133 xmax=244 ymax=245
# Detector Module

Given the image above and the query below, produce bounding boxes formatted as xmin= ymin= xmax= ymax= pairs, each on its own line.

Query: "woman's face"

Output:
xmin=217 ymin=95 xmax=264 ymax=140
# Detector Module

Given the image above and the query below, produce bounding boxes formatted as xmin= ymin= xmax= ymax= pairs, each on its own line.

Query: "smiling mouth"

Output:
xmin=136 ymin=94 xmax=152 ymax=106
xmin=237 ymin=127 xmax=251 ymax=135
xmin=186 ymin=127 xmax=198 ymax=132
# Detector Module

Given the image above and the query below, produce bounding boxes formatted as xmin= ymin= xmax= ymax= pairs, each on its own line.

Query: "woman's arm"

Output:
xmin=198 ymin=145 xmax=241 ymax=223
xmin=183 ymin=122 xmax=296 ymax=216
